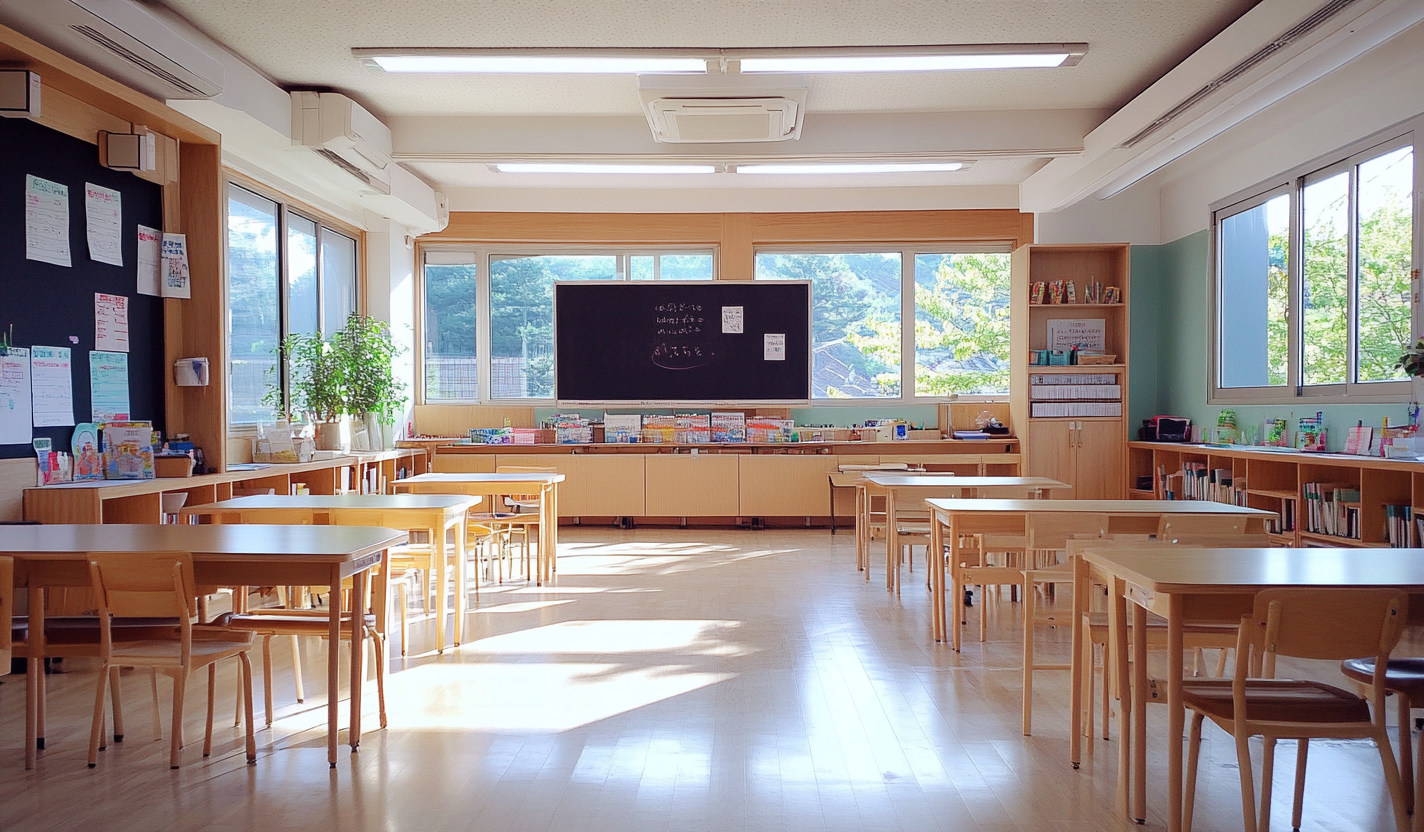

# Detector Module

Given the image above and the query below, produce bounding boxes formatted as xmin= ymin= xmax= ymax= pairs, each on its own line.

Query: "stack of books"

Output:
xmin=1385 ymin=504 xmax=1413 ymax=547
xmin=1303 ymin=482 xmax=1360 ymax=539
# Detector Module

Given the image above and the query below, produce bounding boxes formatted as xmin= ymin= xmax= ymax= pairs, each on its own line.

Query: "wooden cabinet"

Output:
xmin=1011 ymin=243 xmax=1130 ymax=503
xmin=496 ymin=454 xmax=645 ymax=517
xmin=738 ymin=455 xmax=840 ymax=517
xmin=645 ymin=455 xmax=739 ymax=516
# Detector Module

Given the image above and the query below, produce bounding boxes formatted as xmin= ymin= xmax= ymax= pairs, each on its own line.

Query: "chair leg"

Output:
xmin=292 ymin=635 xmax=305 ymax=703
xmin=1022 ymin=574 xmax=1035 ymax=736
xmin=87 ymin=664 xmax=110 ymax=768
xmin=1291 ymin=738 xmax=1308 ymax=832
xmin=1374 ymin=723 xmax=1411 ymax=832
xmin=1235 ymin=727 xmax=1260 ymax=832
xmin=1184 ymin=712 xmax=1205 ymax=832
xmin=1192 ymin=647 xmax=1203 ymax=677
xmin=1100 ymin=643 xmax=1111 ymax=741
xmin=169 ymin=673 xmax=186 ymax=769
xmin=1260 ymin=737 xmax=1276 ymax=832
xmin=1082 ymin=636 xmax=1095 ymax=740
xmin=397 ymin=581 xmax=409 ymax=656
xmin=239 ymin=653 xmax=257 ymax=764
xmin=203 ymin=664 xmax=216 ymax=757
xmin=150 ymin=669 xmax=163 ymax=739
xmin=109 ymin=666 xmax=125 ymax=742
xmin=1398 ymin=694 xmax=1415 ymax=815
xmin=261 ymin=635 xmax=275 ymax=726
xmin=371 ymin=627 xmax=387 ymax=729
xmin=1216 ymin=647 xmax=1230 ymax=677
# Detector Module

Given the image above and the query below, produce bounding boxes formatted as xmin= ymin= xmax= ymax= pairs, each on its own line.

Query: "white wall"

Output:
xmin=364 ymin=219 xmax=418 ymax=439
xmin=1034 ymin=182 xmax=1161 ymax=245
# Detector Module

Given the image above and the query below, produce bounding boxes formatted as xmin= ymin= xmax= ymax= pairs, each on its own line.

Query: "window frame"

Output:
xmin=753 ymin=244 xmax=1015 ymax=405
xmin=417 ymin=245 xmax=720 ymax=404
xmin=1209 ymin=117 xmax=1422 ymax=405
xmin=224 ymin=175 xmax=366 ymax=426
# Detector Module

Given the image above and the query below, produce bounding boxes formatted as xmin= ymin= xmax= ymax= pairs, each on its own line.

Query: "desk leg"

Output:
xmin=349 ymin=568 xmax=366 ymax=752
xmin=1070 ymin=556 xmax=1087 ymax=768
xmin=829 ymin=481 xmax=836 ymax=535
xmin=950 ymin=517 xmax=963 ymax=651
xmin=1132 ymin=596 xmax=1149 ymax=824
xmin=1166 ymin=594 xmax=1185 ymax=832
xmin=25 ymin=585 xmax=43 ymax=770
xmin=547 ymin=484 xmax=559 ymax=581
xmin=432 ymin=525 xmax=446 ymax=654
xmin=327 ymin=564 xmax=341 ymax=768
xmin=453 ymin=518 xmax=466 ymax=646
xmin=854 ymin=488 xmax=864 ymax=571
xmin=885 ymin=492 xmax=897 ymax=594
xmin=1110 ymin=575 xmax=1131 ymax=819
xmin=929 ymin=511 xmax=943 ymax=642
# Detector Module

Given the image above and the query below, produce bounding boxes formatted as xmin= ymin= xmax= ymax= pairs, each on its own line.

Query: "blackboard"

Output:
xmin=0 ymin=116 xmax=165 ymax=458
xmin=555 ymin=281 xmax=810 ymax=402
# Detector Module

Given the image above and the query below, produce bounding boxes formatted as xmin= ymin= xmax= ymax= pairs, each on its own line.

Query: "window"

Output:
xmin=420 ymin=249 xmax=716 ymax=402
xmin=754 ymin=249 xmax=1011 ymax=401
xmin=225 ymin=182 xmax=362 ymax=424
xmin=1213 ymin=121 xmax=1419 ymax=403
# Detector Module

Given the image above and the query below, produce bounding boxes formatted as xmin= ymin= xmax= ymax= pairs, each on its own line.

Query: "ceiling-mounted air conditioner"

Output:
xmin=638 ymin=74 xmax=807 ymax=143
xmin=290 ymin=91 xmax=393 ymax=195
xmin=0 ymin=0 xmax=223 ymax=99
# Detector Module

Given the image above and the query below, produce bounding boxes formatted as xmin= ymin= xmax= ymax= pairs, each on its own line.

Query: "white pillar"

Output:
xmin=365 ymin=218 xmax=417 ymax=439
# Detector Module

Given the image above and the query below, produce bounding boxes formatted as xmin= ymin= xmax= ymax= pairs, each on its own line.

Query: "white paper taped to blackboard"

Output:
xmin=764 ymin=333 xmax=785 ymax=361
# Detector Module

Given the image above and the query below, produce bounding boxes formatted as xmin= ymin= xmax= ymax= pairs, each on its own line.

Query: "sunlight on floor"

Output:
xmin=472 ymin=599 xmax=577 ymax=614
xmin=462 ymin=619 xmax=751 ymax=657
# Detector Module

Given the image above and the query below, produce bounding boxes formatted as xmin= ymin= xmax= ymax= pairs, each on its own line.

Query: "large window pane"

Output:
xmin=756 ymin=252 xmax=901 ymax=398
xmin=424 ymin=263 xmax=478 ymax=400
xmin=1302 ymin=171 xmax=1350 ymax=386
xmin=321 ymin=229 xmax=358 ymax=335
xmin=1356 ymin=145 xmax=1414 ymax=382
xmin=287 ymin=214 xmax=318 ymax=337
xmin=227 ymin=185 xmax=280 ymax=424
xmin=629 ymin=255 xmax=654 ymax=280
xmin=659 ymin=253 xmax=714 ymax=280
xmin=490 ymin=255 xmax=617 ymax=398
xmin=913 ymin=253 xmax=1011 ymax=395
xmin=1218 ymin=194 xmax=1290 ymax=387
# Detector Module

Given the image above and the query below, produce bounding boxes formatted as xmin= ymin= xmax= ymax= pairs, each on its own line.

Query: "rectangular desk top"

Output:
xmin=864 ymin=475 xmax=1069 ymax=489
xmin=925 ymin=498 xmax=1276 ymax=515
xmin=0 ymin=524 xmax=407 ymax=561
xmin=182 ymin=494 xmax=480 ymax=512
xmin=1080 ymin=547 xmax=1424 ymax=592
xmin=396 ymin=472 xmax=566 ymax=484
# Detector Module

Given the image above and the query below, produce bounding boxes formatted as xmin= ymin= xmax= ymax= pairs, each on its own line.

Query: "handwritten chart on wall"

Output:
xmin=554 ymin=281 xmax=810 ymax=402
xmin=0 ymin=115 xmax=165 ymax=458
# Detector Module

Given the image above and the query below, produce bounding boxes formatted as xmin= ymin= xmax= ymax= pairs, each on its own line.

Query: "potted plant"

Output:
xmin=267 ymin=331 xmax=350 ymax=451
xmin=1398 ymin=337 xmax=1424 ymax=403
xmin=336 ymin=313 xmax=407 ymax=451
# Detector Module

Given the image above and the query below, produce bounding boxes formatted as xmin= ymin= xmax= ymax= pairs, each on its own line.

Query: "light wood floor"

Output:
xmin=0 ymin=529 xmax=1411 ymax=831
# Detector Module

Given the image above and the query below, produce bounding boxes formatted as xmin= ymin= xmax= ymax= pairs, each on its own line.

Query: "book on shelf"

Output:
xmin=1385 ymin=504 xmax=1413 ymax=547
xmin=1302 ymin=482 xmax=1360 ymax=539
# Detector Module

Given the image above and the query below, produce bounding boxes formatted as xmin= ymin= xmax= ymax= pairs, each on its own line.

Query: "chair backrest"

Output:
xmin=1248 ymin=588 xmax=1407 ymax=665
xmin=0 ymin=556 xmax=12 ymax=651
xmin=235 ymin=508 xmax=315 ymax=525
xmin=1156 ymin=514 xmax=1247 ymax=540
xmin=1165 ymin=533 xmax=1272 ymax=547
xmin=328 ymin=507 xmax=421 ymax=535
xmin=496 ymin=465 xmax=555 ymax=503
xmin=87 ymin=551 xmax=193 ymax=655
xmin=1028 ymin=513 xmax=1109 ymax=551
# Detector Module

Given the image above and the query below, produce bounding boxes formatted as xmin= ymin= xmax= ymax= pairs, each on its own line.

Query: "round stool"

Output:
xmin=1341 ymin=657 xmax=1424 ymax=814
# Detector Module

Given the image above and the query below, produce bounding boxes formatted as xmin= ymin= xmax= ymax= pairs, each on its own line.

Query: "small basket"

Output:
xmin=1078 ymin=353 xmax=1118 ymax=365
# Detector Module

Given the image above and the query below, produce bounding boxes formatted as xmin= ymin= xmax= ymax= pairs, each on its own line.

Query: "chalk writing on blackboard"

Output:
xmin=651 ymin=303 xmax=715 ymax=370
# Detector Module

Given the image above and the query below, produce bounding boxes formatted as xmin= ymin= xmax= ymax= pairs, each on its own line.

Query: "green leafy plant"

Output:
xmin=335 ymin=313 xmax=407 ymax=425
xmin=266 ymin=331 xmax=347 ymax=423
xmin=1397 ymin=337 xmax=1424 ymax=378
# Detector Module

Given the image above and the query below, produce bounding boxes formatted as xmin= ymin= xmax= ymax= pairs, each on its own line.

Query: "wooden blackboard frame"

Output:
xmin=553 ymin=280 xmax=812 ymax=406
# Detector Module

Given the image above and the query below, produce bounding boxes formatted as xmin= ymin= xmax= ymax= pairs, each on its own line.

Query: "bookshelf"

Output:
xmin=1128 ymin=441 xmax=1424 ymax=548
xmin=1011 ymin=244 xmax=1130 ymax=500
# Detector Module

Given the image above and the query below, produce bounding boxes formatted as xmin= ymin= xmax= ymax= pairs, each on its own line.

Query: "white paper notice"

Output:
xmin=764 ymin=333 xmax=786 ymax=361
xmin=136 ymin=225 xmax=162 ymax=296
xmin=95 ymin=292 xmax=129 ymax=352
xmin=722 ymin=306 xmax=744 ymax=334
xmin=85 ymin=182 xmax=123 ymax=266
xmin=161 ymin=232 xmax=191 ymax=298
xmin=30 ymin=346 xmax=74 ymax=428
xmin=25 ymin=175 xmax=71 ymax=267
xmin=89 ymin=350 xmax=130 ymax=422
xmin=0 ymin=347 xmax=32 ymax=445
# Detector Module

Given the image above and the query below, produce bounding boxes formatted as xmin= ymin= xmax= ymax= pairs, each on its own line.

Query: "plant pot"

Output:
xmin=314 ymin=419 xmax=349 ymax=452
xmin=381 ymin=420 xmax=395 ymax=451
xmin=1413 ymin=375 xmax=1424 ymax=404
xmin=363 ymin=412 xmax=382 ymax=451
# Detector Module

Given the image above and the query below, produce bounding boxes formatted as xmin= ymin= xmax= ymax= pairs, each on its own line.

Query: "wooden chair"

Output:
xmin=1157 ymin=514 xmax=1250 ymax=540
xmin=485 ymin=465 xmax=555 ymax=581
xmin=1339 ymin=657 xmax=1424 ymax=816
xmin=84 ymin=551 xmax=256 ymax=769
xmin=1181 ymin=588 xmax=1410 ymax=832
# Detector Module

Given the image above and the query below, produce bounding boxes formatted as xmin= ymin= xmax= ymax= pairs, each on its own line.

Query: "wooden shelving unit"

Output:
xmin=1011 ymin=244 xmax=1131 ymax=500
xmin=1128 ymin=441 xmax=1424 ymax=547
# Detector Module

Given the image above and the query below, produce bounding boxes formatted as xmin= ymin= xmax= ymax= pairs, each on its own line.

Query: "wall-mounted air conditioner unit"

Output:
xmin=290 ymin=91 xmax=393 ymax=194
xmin=638 ymin=74 xmax=807 ymax=143
xmin=0 ymin=0 xmax=223 ymax=99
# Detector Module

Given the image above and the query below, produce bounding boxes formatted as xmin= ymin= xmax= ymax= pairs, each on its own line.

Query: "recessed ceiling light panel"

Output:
xmin=494 ymin=163 xmax=717 ymax=174
xmin=736 ymin=162 xmax=966 ymax=175
xmin=369 ymin=55 xmax=706 ymax=74
xmin=739 ymin=54 xmax=1069 ymax=73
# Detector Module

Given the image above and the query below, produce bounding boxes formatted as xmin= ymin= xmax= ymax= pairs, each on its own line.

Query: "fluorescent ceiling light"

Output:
xmin=495 ymin=163 xmax=717 ymax=174
xmin=369 ymin=55 xmax=706 ymax=74
xmin=737 ymin=162 xmax=965 ymax=175
xmin=740 ymin=53 xmax=1069 ymax=73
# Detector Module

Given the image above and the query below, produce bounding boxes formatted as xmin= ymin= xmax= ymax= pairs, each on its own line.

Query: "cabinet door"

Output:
xmin=738 ymin=455 xmax=839 ymax=517
xmin=645 ymin=455 xmax=739 ymax=516
xmin=1074 ymin=420 xmax=1124 ymax=500
xmin=1026 ymin=421 xmax=1074 ymax=487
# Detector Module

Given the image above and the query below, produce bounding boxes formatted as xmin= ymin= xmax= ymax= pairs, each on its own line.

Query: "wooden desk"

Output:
xmin=1074 ymin=546 xmax=1424 ymax=831
xmin=924 ymin=499 xmax=1275 ymax=648
xmin=180 ymin=494 xmax=479 ymax=653
xmin=0 ymin=524 xmax=406 ymax=770
xmin=390 ymin=472 xmax=565 ymax=586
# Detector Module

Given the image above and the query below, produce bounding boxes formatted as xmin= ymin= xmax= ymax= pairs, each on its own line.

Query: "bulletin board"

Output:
xmin=0 ymin=115 xmax=165 ymax=459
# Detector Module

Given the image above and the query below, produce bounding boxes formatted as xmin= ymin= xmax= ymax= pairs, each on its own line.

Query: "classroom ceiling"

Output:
xmin=153 ymin=0 xmax=1262 ymax=195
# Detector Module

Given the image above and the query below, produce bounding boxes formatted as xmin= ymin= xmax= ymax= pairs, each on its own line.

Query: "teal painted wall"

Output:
xmin=534 ymin=404 xmax=942 ymax=429
xmin=1139 ymin=230 xmax=1410 ymax=451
